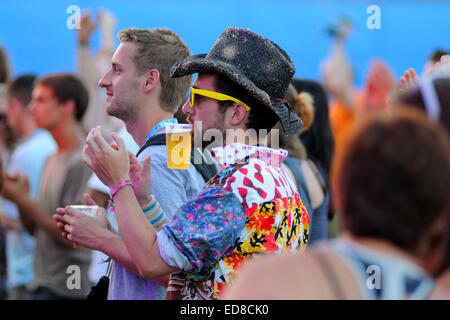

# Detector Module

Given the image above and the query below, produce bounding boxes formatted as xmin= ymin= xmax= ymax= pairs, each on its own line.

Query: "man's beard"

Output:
xmin=106 ymin=97 xmax=140 ymax=123
xmin=198 ymin=115 xmax=227 ymax=149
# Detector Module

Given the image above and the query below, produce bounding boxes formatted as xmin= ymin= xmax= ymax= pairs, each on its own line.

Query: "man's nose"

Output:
xmin=181 ymin=99 xmax=193 ymax=115
xmin=98 ymin=71 xmax=110 ymax=88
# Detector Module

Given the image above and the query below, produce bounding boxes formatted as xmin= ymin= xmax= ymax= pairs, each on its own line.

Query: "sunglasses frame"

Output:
xmin=190 ymin=87 xmax=251 ymax=111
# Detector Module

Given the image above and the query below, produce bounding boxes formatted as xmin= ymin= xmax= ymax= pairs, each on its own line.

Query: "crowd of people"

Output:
xmin=0 ymin=11 xmax=449 ymax=300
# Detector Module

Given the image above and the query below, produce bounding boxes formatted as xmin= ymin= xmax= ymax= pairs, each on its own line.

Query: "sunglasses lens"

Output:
xmin=190 ymin=90 xmax=194 ymax=107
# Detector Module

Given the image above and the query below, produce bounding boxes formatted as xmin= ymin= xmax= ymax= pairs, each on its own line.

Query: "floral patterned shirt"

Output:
xmin=160 ymin=143 xmax=309 ymax=299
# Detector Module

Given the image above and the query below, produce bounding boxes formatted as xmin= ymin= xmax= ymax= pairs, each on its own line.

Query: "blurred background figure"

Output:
xmin=399 ymin=52 xmax=450 ymax=95
xmin=321 ymin=17 xmax=355 ymax=114
xmin=0 ymin=45 xmax=15 ymax=168
xmin=423 ymin=49 xmax=450 ymax=76
xmin=394 ymin=76 xmax=450 ymax=133
xmin=292 ymin=79 xmax=334 ymax=188
xmin=321 ymin=17 xmax=396 ymax=154
xmin=392 ymin=73 xmax=450 ymax=293
xmin=0 ymin=74 xmax=56 ymax=300
xmin=2 ymin=73 xmax=93 ymax=300
xmin=280 ymin=83 xmax=329 ymax=245
xmin=291 ymin=78 xmax=336 ymax=238
xmin=0 ymin=45 xmax=11 ymax=114
xmin=0 ymin=159 xmax=5 ymax=299
xmin=0 ymin=44 xmax=12 ymax=300
xmin=76 ymin=9 xmax=123 ymax=137
xmin=224 ymin=108 xmax=450 ymax=300
xmin=320 ymin=17 xmax=398 ymax=238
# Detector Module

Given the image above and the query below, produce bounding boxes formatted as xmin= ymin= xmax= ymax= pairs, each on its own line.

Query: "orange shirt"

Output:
xmin=329 ymin=93 xmax=364 ymax=153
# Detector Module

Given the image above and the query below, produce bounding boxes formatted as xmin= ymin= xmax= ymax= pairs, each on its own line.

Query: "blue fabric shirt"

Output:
xmin=330 ymin=238 xmax=434 ymax=299
xmin=2 ymin=129 xmax=56 ymax=288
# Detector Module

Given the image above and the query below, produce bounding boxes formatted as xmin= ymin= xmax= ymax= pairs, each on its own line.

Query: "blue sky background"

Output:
xmin=0 ymin=0 xmax=449 ymax=87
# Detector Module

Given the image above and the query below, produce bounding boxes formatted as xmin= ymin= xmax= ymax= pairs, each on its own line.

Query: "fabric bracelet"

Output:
xmin=141 ymin=196 xmax=157 ymax=213
xmin=140 ymin=196 xmax=167 ymax=231
xmin=110 ymin=179 xmax=133 ymax=198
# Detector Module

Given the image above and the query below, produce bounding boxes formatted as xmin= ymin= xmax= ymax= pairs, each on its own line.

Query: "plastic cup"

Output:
xmin=68 ymin=205 xmax=98 ymax=248
xmin=165 ymin=123 xmax=192 ymax=170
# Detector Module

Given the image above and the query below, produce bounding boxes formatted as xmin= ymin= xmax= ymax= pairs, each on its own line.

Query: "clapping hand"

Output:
xmin=83 ymin=126 xmax=130 ymax=189
xmin=109 ymin=139 xmax=152 ymax=206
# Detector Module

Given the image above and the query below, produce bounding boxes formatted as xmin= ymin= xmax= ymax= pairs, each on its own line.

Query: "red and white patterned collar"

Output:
xmin=211 ymin=143 xmax=288 ymax=171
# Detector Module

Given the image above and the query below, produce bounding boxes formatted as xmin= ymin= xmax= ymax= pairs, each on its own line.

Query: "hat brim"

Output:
xmin=170 ymin=54 xmax=303 ymax=136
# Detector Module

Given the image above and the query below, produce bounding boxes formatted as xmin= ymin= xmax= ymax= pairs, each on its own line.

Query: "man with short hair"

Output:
xmin=2 ymin=73 xmax=92 ymax=300
xmin=0 ymin=74 xmax=56 ymax=299
xmin=56 ymin=28 xmax=210 ymax=300
xmin=65 ymin=27 xmax=309 ymax=300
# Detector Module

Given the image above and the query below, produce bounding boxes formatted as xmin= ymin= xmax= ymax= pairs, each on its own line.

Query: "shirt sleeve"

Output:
xmin=160 ymin=187 xmax=246 ymax=273
xmin=157 ymin=229 xmax=194 ymax=271
xmin=59 ymin=159 xmax=93 ymax=207
xmin=144 ymin=146 xmax=193 ymax=221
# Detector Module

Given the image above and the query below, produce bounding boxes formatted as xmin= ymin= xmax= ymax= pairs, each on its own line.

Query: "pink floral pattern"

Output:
xmin=165 ymin=143 xmax=309 ymax=300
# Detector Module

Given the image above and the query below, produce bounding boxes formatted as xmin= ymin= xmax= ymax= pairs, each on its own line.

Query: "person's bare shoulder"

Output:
xmin=428 ymin=270 xmax=450 ymax=300
xmin=427 ymin=283 xmax=450 ymax=300
xmin=223 ymin=251 xmax=333 ymax=300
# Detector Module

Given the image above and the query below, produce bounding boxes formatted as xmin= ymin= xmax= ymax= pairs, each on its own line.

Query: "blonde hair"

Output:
xmin=286 ymin=84 xmax=314 ymax=133
xmin=118 ymin=28 xmax=192 ymax=113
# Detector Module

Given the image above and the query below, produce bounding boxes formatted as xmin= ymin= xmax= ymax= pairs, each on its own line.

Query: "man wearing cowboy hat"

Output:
xmin=62 ymin=27 xmax=310 ymax=300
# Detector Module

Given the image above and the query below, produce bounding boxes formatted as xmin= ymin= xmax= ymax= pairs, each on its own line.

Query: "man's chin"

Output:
xmin=105 ymin=103 xmax=113 ymax=116
xmin=34 ymin=121 xmax=48 ymax=131
xmin=105 ymin=104 xmax=122 ymax=119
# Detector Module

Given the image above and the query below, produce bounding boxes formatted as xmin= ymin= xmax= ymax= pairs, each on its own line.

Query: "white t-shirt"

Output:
xmin=2 ymin=129 xmax=56 ymax=288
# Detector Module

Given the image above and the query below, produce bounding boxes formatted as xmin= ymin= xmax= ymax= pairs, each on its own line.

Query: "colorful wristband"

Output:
xmin=110 ymin=179 xmax=133 ymax=197
xmin=141 ymin=196 xmax=156 ymax=213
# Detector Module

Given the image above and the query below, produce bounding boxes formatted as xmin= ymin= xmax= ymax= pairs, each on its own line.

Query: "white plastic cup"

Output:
xmin=68 ymin=205 xmax=98 ymax=248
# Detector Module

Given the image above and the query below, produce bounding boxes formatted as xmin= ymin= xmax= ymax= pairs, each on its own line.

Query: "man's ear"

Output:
xmin=10 ymin=97 xmax=20 ymax=110
xmin=416 ymin=217 xmax=448 ymax=275
xmin=229 ymin=103 xmax=248 ymax=126
xmin=8 ymin=97 xmax=22 ymax=116
xmin=143 ymin=69 xmax=160 ymax=93
xmin=62 ymin=100 xmax=76 ymax=119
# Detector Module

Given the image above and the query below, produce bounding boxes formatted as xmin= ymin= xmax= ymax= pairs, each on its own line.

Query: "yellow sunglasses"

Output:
xmin=190 ymin=87 xmax=251 ymax=111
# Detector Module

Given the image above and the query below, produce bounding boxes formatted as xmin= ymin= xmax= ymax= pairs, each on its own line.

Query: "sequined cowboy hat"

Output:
xmin=169 ymin=27 xmax=303 ymax=136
